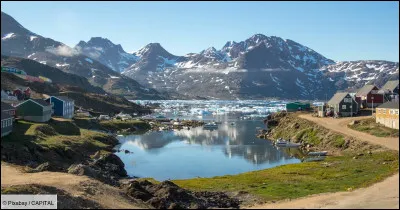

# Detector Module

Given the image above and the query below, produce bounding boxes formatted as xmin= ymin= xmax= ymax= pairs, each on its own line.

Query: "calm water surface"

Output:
xmin=115 ymin=120 xmax=301 ymax=181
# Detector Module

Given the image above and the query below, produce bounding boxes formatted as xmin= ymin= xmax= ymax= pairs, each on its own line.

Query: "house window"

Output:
xmin=344 ymin=98 xmax=352 ymax=103
xmin=342 ymin=105 xmax=346 ymax=109
xmin=396 ymin=110 xmax=399 ymax=115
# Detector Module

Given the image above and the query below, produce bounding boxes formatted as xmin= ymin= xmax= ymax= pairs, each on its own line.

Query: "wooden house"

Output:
xmin=15 ymin=99 xmax=52 ymax=122
xmin=1 ymin=111 xmax=13 ymax=137
xmin=1 ymin=102 xmax=16 ymax=117
xmin=376 ymin=101 xmax=399 ymax=129
xmin=45 ymin=96 xmax=75 ymax=119
xmin=381 ymin=80 xmax=399 ymax=102
xmin=356 ymin=85 xmax=384 ymax=108
xmin=327 ymin=92 xmax=359 ymax=117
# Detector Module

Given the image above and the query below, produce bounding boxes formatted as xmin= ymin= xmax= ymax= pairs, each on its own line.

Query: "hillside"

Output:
xmin=1 ymin=11 xmax=166 ymax=100
xmin=1 ymin=70 xmax=149 ymax=115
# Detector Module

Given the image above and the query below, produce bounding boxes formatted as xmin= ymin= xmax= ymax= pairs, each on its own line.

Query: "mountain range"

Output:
xmin=1 ymin=11 xmax=398 ymax=100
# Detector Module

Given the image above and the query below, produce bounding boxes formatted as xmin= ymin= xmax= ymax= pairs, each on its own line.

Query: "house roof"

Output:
xmin=1 ymin=102 xmax=15 ymax=111
xmin=381 ymin=80 xmax=399 ymax=92
xmin=51 ymin=96 xmax=74 ymax=102
xmin=1 ymin=111 xmax=12 ymax=120
xmin=328 ymin=92 xmax=350 ymax=105
xmin=16 ymin=99 xmax=50 ymax=108
xmin=31 ymin=99 xmax=50 ymax=107
xmin=377 ymin=101 xmax=399 ymax=109
xmin=356 ymin=85 xmax=377 ymax=96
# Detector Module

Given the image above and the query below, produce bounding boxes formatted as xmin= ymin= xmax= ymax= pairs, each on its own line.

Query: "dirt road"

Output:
xmin=1 ymin=162 xmax=141 ymax=209
xmin=246 ymin=114 xmax=399 ymax=209
xmin=299 ymin=115 xmax=398 ymax=151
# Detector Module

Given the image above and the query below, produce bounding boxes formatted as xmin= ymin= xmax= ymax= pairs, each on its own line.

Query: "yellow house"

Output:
xmin=376 ymin=101 xmax=399 ymax=130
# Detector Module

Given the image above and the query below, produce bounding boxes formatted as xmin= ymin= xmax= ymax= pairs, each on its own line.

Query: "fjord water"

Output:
xmin=115 ymin=100 xmax=301 ymax=181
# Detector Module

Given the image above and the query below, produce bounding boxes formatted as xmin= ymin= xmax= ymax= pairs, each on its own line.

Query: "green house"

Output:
xmin=15 ymin=99 xmax=52 ymax=122
xmin=286 ymin=102 xmax=310 ymax=112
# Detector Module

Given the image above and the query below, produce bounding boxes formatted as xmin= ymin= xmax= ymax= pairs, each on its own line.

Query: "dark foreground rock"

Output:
xmin=68 ymin=153 xmax=127 ymax=186
xmin=125 ymin=180 xmax=240 ymax=209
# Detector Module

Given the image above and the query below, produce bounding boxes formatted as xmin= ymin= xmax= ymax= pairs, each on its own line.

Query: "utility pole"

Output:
xmin=371 ymin=96 xmax=374 ymax=116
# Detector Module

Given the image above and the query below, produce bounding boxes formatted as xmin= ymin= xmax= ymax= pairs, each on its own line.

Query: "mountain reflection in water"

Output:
xmin=115 ymin=120 xmax=301 ymax=181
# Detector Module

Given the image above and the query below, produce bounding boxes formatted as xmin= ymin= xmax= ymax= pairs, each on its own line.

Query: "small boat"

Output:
xmin=203 ymin=122 xmax=218 ymax=129
xmin=302 ymin=156 xmax=326 ymax=162
xmin=229 ymin=122 xmax=236 ymax=126
xmin=275 ymin=138 xmax=301 ymax=147
xmin=307 ymin=151 xmax=328 ymax=156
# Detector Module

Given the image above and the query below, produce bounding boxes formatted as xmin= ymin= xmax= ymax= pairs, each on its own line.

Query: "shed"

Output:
xmin=286 ymin=102 xmax=310 ymax=112
xmin=15 ymin=99 xmax=52 ymax=122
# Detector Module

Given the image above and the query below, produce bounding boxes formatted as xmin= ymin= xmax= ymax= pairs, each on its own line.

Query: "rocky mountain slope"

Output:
xmin=320 ymin=60 xmax=399 ymax=91
xmin=1 ymin=11 xmax=165 ymax=100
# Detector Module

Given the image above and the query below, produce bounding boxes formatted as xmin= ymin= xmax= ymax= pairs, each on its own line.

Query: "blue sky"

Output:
xmin=1 ymin=1 xmax=399 ymax=62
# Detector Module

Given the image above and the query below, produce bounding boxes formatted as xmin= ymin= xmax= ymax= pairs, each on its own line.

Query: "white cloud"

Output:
xmin=46 ymin=45 xmax=80 ymax=57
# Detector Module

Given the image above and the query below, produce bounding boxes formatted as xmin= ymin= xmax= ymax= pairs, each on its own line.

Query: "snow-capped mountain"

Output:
xmin=75 ymin=37 xmax=139 ymax=72
xmin=122 ymin=34 xmax=338 ymax=99
xmin=1 ymin=11 xmax=165 ymax=99
xmin=2 ymin=11 xmax=398 ymax=100
xmin=121 ymin=34 xmax=398 ymax=99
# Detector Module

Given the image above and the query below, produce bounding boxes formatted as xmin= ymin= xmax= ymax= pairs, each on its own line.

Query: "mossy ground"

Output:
xmin=348 ymin=118 xmax=399 ymax=138
xmin=172 ymin=150 xmax=398 ymax=202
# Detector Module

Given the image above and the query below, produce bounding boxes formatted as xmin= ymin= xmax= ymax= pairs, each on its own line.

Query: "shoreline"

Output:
xmin=2 ymin=112 xmax=398 ymax=209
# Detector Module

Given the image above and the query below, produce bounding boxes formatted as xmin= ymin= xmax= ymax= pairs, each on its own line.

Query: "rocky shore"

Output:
xmin=256 ymin=112 xmax=382 ymax=156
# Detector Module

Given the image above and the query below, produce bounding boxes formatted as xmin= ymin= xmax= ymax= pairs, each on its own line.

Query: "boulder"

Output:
xmin=93 ymin=154 xmax=127 ymax=177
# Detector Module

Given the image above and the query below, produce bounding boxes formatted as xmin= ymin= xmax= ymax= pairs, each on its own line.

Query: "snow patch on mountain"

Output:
xmin=85 ymin=58 xmax=93 ymax=64
xmin=2 ymin=33 xmax=16 ymax=40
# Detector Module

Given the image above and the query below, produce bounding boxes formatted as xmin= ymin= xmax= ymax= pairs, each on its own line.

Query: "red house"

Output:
xmin=356 ymin=85 xmax=384 ymax=108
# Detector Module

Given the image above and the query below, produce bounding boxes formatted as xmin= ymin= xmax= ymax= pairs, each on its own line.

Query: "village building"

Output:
xmin=1 ymin=111 xmax=13 ymax=137
xmin=327 ymin=92 xmax=359 ymax=117
xmin=1 ymin=102 xmax=16 ymax=117
xmin=45 ymin=96 xmax=75 ymax=119
xmin=356 ymin=85 xmax=384 ymax=108
xmin=13 ymin=87 xmax=31 ymax=101
xmin=375 ymin=101 xmax=399 ymax=130
xmin=115 ymin=112 xmax=132 ymax=120
xmin=15 ymin=99 xmax=52 ymax=122
xmin=285 ymin=102 xmax=310 ymax=112
xmin=1 ymin=90 xmax=18 ymax=102
xmin=381 ymin=80 xmax=399 ymax=102
xmin=75 ymin=108 xmax=92 ymax=117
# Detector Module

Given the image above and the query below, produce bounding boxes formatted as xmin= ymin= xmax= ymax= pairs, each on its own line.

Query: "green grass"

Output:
xmin=35 ymin=129 xmax=110 ymax=151
xmin=172 ymin=150 xmax=399 ymax=201
xmin=2 ymin=119 xmax=116 ymax=156
xmin=99 ymin=119 xmax=151 ymax=132
xmin=333 ymin=135 xmax=346 ymax=148
xmin=348 ymin=118 xmax=399 ymax=138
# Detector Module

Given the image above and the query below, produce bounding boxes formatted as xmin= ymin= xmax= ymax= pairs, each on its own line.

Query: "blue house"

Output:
xmin=45 ymin=96 xmax=75 ymax=119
